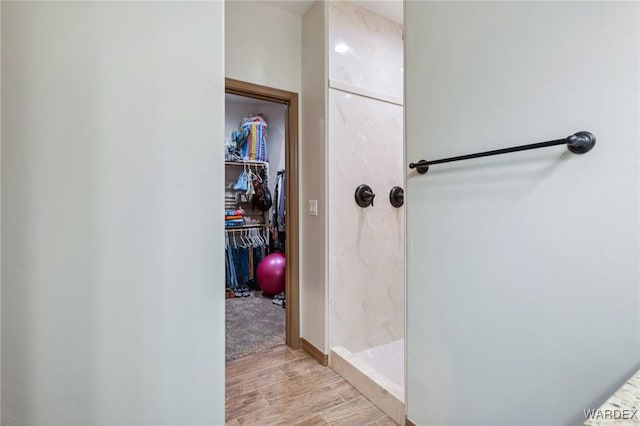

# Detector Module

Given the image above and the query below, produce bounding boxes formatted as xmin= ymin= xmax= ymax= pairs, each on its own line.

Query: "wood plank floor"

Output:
xmin=226 ymin=345 xmax=398 ymax=426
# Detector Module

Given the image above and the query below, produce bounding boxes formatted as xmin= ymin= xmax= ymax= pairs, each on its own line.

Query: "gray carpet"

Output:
xmin=226 ymin=291 xmax=285 ymax=361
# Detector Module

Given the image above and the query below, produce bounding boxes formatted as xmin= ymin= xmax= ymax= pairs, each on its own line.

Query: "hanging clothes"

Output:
xmin=271 ymin=170 xmax=286 ymax=251
xmin=240 ymin=115 xmax=268 ymax=162
xmin=225 ymin=228 xmax=269 ymax=297
xmin=225 ymin=244 xmax=237 ymax=290
xmin=277 ymin=171 xmax=285 ymax=233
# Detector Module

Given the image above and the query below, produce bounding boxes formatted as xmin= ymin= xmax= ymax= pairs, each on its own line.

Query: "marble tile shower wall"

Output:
xmin=328 ymin=1 xmax=404 ymax=352
xmin=329 ymin=1 xmax=403 ymax=102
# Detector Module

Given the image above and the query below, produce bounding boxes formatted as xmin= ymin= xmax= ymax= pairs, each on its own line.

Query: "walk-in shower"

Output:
xmin=326 ymin=1 xmax=405 ymax=423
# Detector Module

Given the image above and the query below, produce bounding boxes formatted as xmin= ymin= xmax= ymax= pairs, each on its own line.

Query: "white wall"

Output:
xmin=1 ymin=2 xmax=225 ymax=424
xmin=225 ymin=1 xmax=301 ymax=94
xmin=0 ymin=3 xmax=3 ymax=419
xmin=405 ymin=2 xmax=639 ymax=425
xmin=300 ymin=1 xmax=328 ymax=352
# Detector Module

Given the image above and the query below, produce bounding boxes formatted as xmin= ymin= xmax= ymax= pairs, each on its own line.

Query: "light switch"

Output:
xmin=308 ymin=200 xmax=318 ymax=216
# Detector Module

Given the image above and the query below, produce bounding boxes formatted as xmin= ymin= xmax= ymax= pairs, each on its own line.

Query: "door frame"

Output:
xmin=225 ymin=78 xmax=300 ymax=349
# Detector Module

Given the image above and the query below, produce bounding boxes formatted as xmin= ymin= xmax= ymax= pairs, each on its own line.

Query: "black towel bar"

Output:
xmin=409 ymin=131 xmax=595 ymax=175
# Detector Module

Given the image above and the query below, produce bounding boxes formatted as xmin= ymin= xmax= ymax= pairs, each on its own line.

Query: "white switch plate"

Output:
xmin=308 ymin=200 xmax=318 ymax=216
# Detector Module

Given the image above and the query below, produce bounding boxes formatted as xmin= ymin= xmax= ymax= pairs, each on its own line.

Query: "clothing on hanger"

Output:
xmin=225 ymin=228 xmax=269 ymax=296
xmin=271 ymin=170 xmax=286 ymax=251
xmin=277 ymin=171 xmax=285 ymax=233
xmin=240 ymin=115 xmax=268 ymax=162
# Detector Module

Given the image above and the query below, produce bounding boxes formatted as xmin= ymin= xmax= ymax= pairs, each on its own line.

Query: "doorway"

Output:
xmin=224 ymin=78 xmax=300 ymax=356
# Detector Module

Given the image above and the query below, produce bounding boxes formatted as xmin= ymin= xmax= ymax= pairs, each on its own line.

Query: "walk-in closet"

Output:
xmin=224 ymin=92 xmax=288 ymax=361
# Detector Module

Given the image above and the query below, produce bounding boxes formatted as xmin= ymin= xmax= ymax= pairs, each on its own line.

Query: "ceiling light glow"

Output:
xmin=334 ymin=43 xmax=349 ymax=53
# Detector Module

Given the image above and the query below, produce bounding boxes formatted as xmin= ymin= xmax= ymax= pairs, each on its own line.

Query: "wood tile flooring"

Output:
xmin=226 ymin=345 xmax=398 ymax=426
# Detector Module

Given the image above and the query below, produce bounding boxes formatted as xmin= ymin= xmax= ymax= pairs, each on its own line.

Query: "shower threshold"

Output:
xmin=330 ymin=339 xmax=404 ymax=424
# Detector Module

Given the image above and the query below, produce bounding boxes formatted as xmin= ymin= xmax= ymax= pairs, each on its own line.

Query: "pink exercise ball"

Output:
xmin=257 ymin=252 xmax=285 ymax=295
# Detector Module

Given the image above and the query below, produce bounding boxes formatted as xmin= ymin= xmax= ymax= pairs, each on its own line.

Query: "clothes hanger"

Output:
xmin=251 ymin=230 xmax=261 ymax=247
xmin=239 ymin=230 xmax=248 ymax=248
xmin=237 ymin=232 xmax=247 ymax=248
xmin=243 ymin=229 xmax=253 ymax=248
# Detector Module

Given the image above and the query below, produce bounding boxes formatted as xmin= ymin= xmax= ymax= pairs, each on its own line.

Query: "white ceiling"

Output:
xmin=258 ymin=0 xmax=403 ymax=25
xmin=259 ymin=1 xmax=315 ymax=16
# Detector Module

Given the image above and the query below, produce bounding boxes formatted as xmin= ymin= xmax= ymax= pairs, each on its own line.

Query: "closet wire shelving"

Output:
xmin=225 ymin=159 xmax=271 ymax=235
xmin=225 ymin=160 xmax=269 ymax=168
xmin=225 ymin=225 xmax=270 ymax=243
